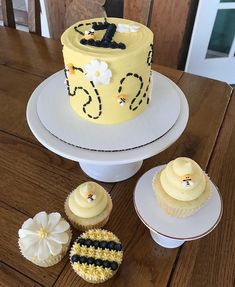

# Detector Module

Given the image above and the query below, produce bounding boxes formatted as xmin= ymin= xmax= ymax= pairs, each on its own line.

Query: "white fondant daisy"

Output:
xmin=116 ymin=23 xmax=140 ymax=33
xmin=84 ymin=59 xmax=112 ymax=86
xmin=18 ymin=211 xmax=70 ymax=260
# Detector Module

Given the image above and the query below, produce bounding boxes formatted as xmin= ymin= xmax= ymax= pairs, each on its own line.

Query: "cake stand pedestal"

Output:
xmin=26 ymin=71 xmax=189 ymax=182
xmin=79 ymin=161 xmax=143 ymax=182
xmin=134 ymin=166 xmax=223 ymax=248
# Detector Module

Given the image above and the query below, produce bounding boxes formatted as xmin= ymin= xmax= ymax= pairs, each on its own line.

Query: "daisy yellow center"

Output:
xmin=94 ymin=70 xmax=100 ymax=77
xmin=38 ymin=227 xmax=48 ymax=239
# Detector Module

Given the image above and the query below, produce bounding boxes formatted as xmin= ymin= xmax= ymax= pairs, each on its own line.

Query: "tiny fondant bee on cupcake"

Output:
xmin=181 ymin=174 xmax=194 ymax=187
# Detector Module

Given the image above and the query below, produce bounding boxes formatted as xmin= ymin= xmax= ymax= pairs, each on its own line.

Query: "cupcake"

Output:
xmin=18 ymin=211 xmax=72 ymax=267
xmin=65 ymin=182 xmax=113 ymax=231
xmin=70 ymin=229 xmax=123 ymax=283
xmin=152 ymin=157 xmax=211 ymax=217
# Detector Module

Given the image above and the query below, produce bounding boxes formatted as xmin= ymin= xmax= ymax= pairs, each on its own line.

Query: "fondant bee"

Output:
xmin=87 ymin=193 xmax=96 ymax=202
xmin=84 ymin=29 xmax=95 ymax=40
xmin=117 ymin=95 xmax=126 ymax=106
xmin=65 ymin=63 xmax=75 ymax=75
xmin=181 ymin=174 xmax=194 ymax=187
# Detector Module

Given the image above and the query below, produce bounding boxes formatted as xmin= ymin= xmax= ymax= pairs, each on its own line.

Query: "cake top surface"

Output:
xmin=70 ymin=229 xmax=123 ymax=281
xmin=68 ymin=182 xmax=109 ymax=218
xmin=158 ymin=157 xmax=208 ymax=201
xmin=61 ymin=17 xmax=153 ymax=58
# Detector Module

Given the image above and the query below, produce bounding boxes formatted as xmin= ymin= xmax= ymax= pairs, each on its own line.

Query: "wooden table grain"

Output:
xmin=0 ymin=27 xmax=234 ymax=287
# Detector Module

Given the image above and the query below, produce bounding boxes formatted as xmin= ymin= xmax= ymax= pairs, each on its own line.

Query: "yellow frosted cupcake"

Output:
xmin=18 ymin=211 xmax=72 ymax=267
xmin=70 ymin=229 xmax=123 ymax=283
xmin=152 ymin=157 xmax=212 ymax=217
xmin=65 ymin=182 xmax=113 ymax=230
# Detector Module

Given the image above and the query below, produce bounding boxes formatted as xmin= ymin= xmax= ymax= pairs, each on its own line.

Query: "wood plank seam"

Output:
xmin=1 ymin=261 xmax=45 ymax=287
xmin=206 ymin=90 xmax=234 ymax=172
xmin=0 ymin=62 xmax=47 ymax=80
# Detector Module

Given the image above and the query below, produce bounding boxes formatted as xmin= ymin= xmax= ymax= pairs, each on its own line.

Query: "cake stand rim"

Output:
xmin=36 ymin=70 xmax=181 ymax=151
xmin=26 ymin=71 xmax=189 ymax=164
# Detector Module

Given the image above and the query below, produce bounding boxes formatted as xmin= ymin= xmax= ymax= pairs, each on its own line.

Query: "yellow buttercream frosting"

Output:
xmin=68 ymin=182 xmax=108 ymax=218
xmin=160 ymin=157 xmax=207 ymax=201
xmin=61 ymin=17 xmax=153 ymax=124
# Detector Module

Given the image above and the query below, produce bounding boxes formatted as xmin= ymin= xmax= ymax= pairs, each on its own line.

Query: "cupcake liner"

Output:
xmin=64 ymin=193 xmax=112 ymax=231
xmin=153 ymin=172 xmax=212 ymax=218
xmin=19 ymin=229 xmax=72 ymax=267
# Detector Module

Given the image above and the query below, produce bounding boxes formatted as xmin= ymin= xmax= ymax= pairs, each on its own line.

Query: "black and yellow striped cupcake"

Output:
xmin=70 ymin=229 xmax=123 ymax=283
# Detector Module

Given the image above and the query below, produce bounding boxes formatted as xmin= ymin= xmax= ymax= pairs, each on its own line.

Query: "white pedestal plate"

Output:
xmin=26 ymin=70 xmax=189 ymax=182
xmin=134 ymin=166 xmax=223 ymax=248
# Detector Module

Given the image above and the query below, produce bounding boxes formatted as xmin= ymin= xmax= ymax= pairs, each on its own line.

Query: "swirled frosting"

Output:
xmin=68 ymin=182 xmax=109 ymax=218
xmin=160 ymin=157 xmax=207 ymax=201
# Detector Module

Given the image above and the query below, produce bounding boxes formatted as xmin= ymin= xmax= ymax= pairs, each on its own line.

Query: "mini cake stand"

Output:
xmin=26 ymin=71 xmax=189 ymax=182
xmin=134 ymin=165 xmax=223 ymax=248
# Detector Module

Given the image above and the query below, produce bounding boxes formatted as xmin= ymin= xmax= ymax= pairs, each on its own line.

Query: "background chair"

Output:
xmin=0 ymin=0 xmax=41 ymax=35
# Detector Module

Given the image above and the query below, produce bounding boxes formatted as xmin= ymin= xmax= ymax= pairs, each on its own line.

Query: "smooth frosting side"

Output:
xmin=68 ymin=182 xmax=108 ymax=218
xmin=61 ymin=17 xmax=153 ymax=124
xmin=160 ymin=157 xmax=207 ymax=201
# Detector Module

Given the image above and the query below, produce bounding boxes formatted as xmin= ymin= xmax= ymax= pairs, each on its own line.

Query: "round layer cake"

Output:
xmin=70 ymin=229 xmax=123 ymax=283
xmin=61 ymin=17 xmax=153 ymax=124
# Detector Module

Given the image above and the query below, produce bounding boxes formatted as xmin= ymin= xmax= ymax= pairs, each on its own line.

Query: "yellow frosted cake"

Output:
xmin=61 ymin=17 xmax=153 ymax=124
xmin=65 ymin=181 xmax=112 ymax=230
xmin=152 ymin=157 xmax=212 ymax=217
xmin=70 ymin=229 xmax=123 ymax=283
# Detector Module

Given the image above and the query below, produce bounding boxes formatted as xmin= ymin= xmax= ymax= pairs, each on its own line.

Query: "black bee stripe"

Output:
xmin=76 ymin=237 xmax=122 ymax=251
xmin=70 ymin=255 xmax=119 ymax=271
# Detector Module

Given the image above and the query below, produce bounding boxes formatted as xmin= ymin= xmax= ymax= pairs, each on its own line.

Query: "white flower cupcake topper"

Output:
xmin=18 ymin=211 xmax=70 ymax=260
xmin=84 ymin=59 xmax=112 ymax=86
xmin=116 ymin=23 xmax=140 ymax=33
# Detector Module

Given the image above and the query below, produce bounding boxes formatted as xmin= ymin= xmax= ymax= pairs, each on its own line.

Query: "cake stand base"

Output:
xmin=79 ymin=160 xmax=143 ymax=182
xmin=150 ymin=230 xmax=185 ymax=248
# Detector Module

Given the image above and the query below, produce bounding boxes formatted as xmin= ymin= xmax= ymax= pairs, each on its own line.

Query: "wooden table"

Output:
xmin=0 ymin=27 xmax=234 ymax=287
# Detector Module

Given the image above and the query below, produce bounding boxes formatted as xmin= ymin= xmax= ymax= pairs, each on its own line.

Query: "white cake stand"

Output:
xmin=26 ymin=71 xmax=189 ymax=182
xmin=134 ymin=166 xmax=223 ymax=248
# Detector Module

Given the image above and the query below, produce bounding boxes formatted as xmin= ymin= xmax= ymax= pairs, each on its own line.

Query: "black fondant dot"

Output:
xmin=95 ymin=259 xmax=103 ymax=266
xmin=87 ymin=257 xmax=95 ymax=265
xmin=99 ymin=240 xmax=108 ymax=249
xmin=114 ymin=243 xmax=122 ymax=251
xmin=110 ymin=261 xmax=118 ymax=271
xmin=108 ymin=241 xmax=115 ymax=249
xmin=88 ymin=39 xmax=95 ymax=45
xmin=79 ymin=256 xmax=87 ymax=264
xmin=102 ymin=41 xmax=109 ymax=48
xmin=93 ymin=240 xmax=99 ymax=248
xmin=95 ymin=40 xmax=101 ymax=47
xmin=85 ymin=239 xmax=92 ymax=246
xmin=119 ymin=43 xmax=126 ymax=49
xmin=77 ymin=238 xmax=85 ymax=245
xmin=103 ymin=260 xmax=110 ymax=268
xmin=80 ymin=38 xmax=87 ymax=45
xmin=71 ymin=254 xmax=80 ymax=263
